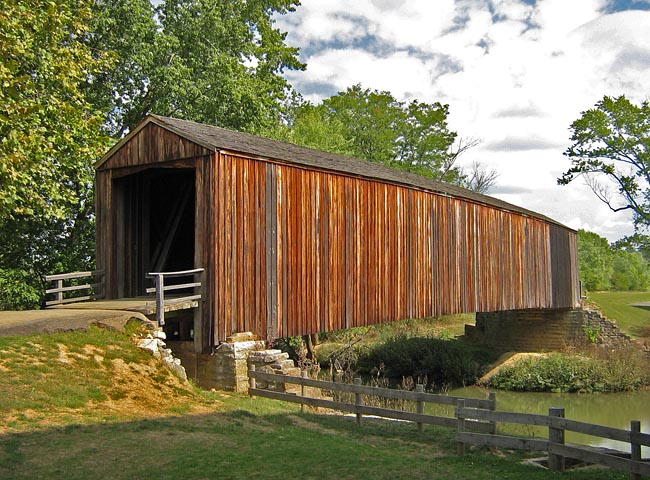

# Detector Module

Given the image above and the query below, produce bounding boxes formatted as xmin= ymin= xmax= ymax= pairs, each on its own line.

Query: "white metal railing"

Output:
xmin=145 ymin=268 xmax=204 ymax=325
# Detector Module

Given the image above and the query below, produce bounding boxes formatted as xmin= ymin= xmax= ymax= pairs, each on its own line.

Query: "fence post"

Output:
xmin=548 ymin=407 xmax=565 ymax=472
xmin=248 ymin=364 xmax=256 ymax=398
xmin=334 ymin=370 xmax=342 ymax=402
xmin=301 ymin=370 xmax=309 ymax=413
xmin=631 ymin=420 xmax=641 ymax=480
xmin=456 ymin=399 xmax=466 ymax=456
xmin=416 ymin=384 xmax=425 ymax=433
xmin=488 ymin=392 xmax=497 ymax=435
xmin=354 ymin=377 xmax=363 ymax=425
xmin=154 ymin=273 xmax=165 ymax=326
xmin=55 ymin=279 xmax=63 ymax=304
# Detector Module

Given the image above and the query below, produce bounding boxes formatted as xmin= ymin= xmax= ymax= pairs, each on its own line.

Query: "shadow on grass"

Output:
xmin=0 ymin=400 xmax=627 ymax=480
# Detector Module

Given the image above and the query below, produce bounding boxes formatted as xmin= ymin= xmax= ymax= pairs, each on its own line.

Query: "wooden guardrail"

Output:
xmin=44 ymin=270 xmax=105 ymax=307
xmin=249 ymin=367 xmax=649 ymax=478
xmin=145 ymin=268 xmax=204 ymax=326
xmin=248 ymin=366 xmax=496 ymax=433
xmin=456 ymin=404 xmax=650 ymax=478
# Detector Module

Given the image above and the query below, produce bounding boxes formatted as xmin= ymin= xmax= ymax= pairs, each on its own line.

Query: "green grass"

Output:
xmin=0 ymin=394 xmax=626 ymax=480
xmin=319 ymin=314 xmax=473 ymax=346
xmin=587 ymin=291 xmax=650 ymax=337
xmin=0 ymin=327 xmax=629 ymax=479
xmin=0 ymin=327 xmax=203 ymax=424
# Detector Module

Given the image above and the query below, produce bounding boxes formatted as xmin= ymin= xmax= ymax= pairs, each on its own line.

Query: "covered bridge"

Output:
xmin=96 ymin=115 xmax=580 ymax=353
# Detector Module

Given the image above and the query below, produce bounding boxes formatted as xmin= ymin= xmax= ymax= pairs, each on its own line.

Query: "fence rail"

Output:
xmin=145 ymin=268 xmax=204 ymax=325
xmin=456 ymin=404 xmax=650 ymax=478
xmin=248 ymin=366 xmax=496 ymax=434
xmin=249 ymin=368 xmax=649 ymax=479
xmin=44 ymin=270 xmax=105 ymax=306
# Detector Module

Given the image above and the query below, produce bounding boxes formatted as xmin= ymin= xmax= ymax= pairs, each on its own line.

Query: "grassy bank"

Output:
xmin=488 ymin=349 xmax=650 ymax=393
xmin=587 ymin=291 xmax=650 ymax=337
xmin=0 ymin=328 xmax=625 ymax=479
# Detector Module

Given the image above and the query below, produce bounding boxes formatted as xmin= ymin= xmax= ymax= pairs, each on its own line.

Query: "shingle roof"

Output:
xmin=99 ymin=114 xmax=571 ymax=229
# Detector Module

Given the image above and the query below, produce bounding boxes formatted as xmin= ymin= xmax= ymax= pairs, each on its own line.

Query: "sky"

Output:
xmin=275 ymin=0 xmax=650 ymax=241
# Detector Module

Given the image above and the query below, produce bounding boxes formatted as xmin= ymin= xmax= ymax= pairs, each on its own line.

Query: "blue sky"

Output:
xmin=276 ymin=0 xmax=650 ymax=240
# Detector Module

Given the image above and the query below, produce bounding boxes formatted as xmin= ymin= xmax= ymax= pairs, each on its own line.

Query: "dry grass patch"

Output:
xmin=0 ymin=327 xmax=223 ymax=433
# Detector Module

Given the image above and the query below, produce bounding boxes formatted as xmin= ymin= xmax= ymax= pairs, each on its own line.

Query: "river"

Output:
xmin=448 ymin=385 xmax=650 ymax=455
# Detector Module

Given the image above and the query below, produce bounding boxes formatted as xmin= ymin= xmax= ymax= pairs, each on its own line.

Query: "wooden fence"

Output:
xmin=249 ymin=365 xmax=495 ymax=432
xmin=456 ymin=403 xmax=650 ymax=479
xmin=249 ymin=368 xmax=650 ymax=478
xmin=44 ymin=271 xmax=105 ymax=307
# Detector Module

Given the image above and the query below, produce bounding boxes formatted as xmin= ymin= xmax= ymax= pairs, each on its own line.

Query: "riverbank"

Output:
xmin=0 ymin=328 xmax=625 ymax=479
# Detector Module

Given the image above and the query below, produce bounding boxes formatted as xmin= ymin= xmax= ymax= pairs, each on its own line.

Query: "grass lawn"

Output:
xmin=586 ymin=291 xmax=650 ymax=338
xmin=0 ymin=328 xmax=628 ymax=479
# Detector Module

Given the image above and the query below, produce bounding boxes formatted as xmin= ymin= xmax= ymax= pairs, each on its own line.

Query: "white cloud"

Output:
xmin=277 ymin=0 xmax=646 ymax=240
xmin=285 ymin=48 xmax=439 ymax=104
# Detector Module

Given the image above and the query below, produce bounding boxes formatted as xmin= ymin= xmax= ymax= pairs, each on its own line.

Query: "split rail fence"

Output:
xmin=249 ymin=367 xmax=650 ymax=478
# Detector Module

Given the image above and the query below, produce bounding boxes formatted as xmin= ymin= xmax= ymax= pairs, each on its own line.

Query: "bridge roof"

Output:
xmin=99 ymin=114 xmax=571 ymax=229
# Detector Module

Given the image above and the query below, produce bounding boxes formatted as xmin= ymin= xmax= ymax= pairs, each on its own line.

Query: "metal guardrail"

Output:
xmin=44 ymin=270 xmax=105 ymax=307
xmin=145 ymin=268 xmax=204 ymax=325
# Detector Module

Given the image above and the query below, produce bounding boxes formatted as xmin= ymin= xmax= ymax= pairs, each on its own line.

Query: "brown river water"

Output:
xmin=448 ymin=385 xmax=650 ymax=455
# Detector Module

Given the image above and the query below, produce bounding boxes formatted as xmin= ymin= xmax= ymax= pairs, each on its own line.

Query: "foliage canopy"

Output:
xmin=271 ymin=85 xmax=497 ymax=193
xmin=577 ymin=229 xmax=650 ymax=291
xmin=0 ymin=0 xmax=112 ymax=306
xmin=85 ymin=0 xmax=305 ymax=137
xmin=0 ymin=0 xmax=110 ymax=221
xmin=559 ymin=95 xmax=650 ymax=231
xmin=0 ymin=0 xmax=304 ymax=308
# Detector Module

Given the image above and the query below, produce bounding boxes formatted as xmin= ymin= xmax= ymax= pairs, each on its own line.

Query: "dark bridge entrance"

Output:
xmin=113 ymin=168 xmax=196 ymax=298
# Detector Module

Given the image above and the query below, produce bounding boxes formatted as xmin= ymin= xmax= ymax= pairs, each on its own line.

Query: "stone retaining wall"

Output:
xmin=581 ymin=307 xmax=633 ymax=349
xmin=165 ymin=332 xmax=302 ymax=392
xmin=466 ymin=307 xmax=634 ymax=352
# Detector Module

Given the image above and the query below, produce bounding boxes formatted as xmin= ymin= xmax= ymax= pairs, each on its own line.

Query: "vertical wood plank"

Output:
xmin=265 ymin=164 xmax=279 ymax=341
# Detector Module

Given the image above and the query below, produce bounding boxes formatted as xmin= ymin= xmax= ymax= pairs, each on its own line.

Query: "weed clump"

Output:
xmin=488 ymin=348 xmax=650 ymax=393
xmin=358 ymin=335 xmax=498 ymax=388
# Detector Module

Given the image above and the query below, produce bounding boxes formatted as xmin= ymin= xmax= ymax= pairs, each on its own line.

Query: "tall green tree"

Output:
xmin=559 ymin=95 xmax=650 ymax=230
xmin=0 ymin=0 xmax=112 ymax=308
xmin=578 ymin=230 xmax=614 ymax=291
xmin=611 ymin=250 xmax=650 ymax=291
xmin=577 ymin=229 xmax=650 ymax=292
xmin=85 ymin=0 xmax=305 ymax=137
xmin=613 ymin=233 xmax=650 ymax=262
xmin=272 ymin=86 xmax=497 ymax=192
xmin=0 ymin=0 xmax=110 ymax=220
xmin=0 ymin=0 xmax=305 ymax=309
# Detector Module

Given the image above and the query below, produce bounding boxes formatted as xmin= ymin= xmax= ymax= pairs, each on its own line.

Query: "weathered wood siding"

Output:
xmin=96 ymin=118 xmax=580 ymax=347
xmin=98 ymin=123 xmax=210 ymax=171
xmin=210 ymin=151 xmax=579 ymax=342
xmin=95 ymin=169 xmax=112 ymax=295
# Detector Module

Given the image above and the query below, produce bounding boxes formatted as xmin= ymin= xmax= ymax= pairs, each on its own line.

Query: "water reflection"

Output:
xmin=450 ymin=386 xmax=650 ymax=455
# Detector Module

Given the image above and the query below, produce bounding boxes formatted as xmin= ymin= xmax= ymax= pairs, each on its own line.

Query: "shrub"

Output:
xmin=358 ymin=335 xmax=497 ymax=387
xmin=0 ymin=268 xmax=41 ymax=310
xmin=489 ymin=350 xmax=650 ymax=393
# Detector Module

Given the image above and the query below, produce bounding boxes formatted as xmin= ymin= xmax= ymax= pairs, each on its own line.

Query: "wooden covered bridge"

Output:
xmin=95 ymin=115 xmax=580 ymax=354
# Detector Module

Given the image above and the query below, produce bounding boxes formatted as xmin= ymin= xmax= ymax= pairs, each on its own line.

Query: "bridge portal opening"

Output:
xmin=113 ymin=168 xmax=196 ymax=299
